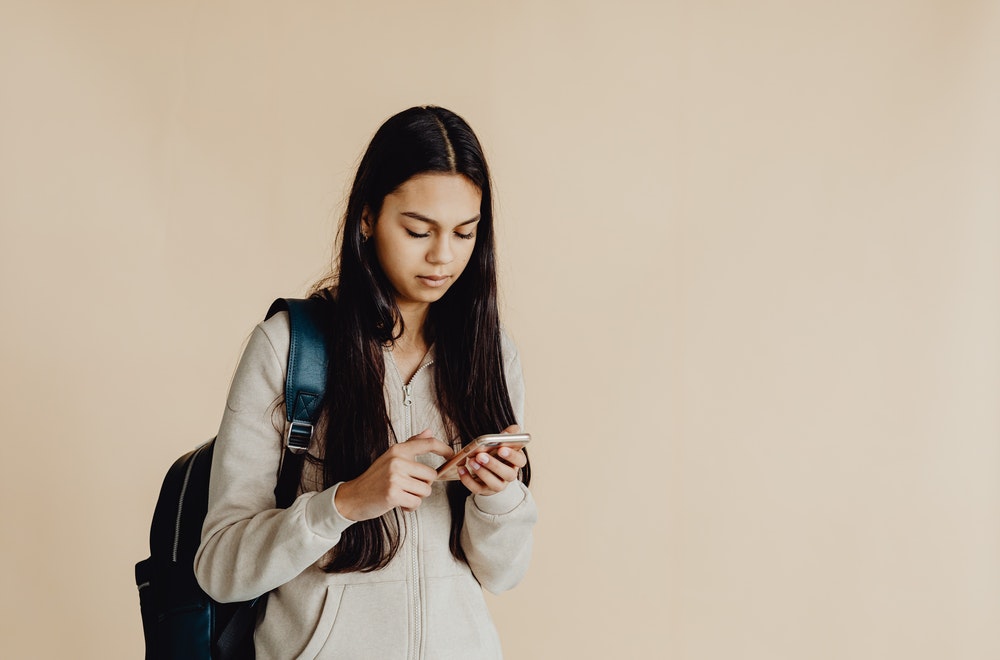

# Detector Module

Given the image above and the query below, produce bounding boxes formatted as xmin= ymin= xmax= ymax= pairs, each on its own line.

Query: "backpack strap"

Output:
xmin=265 ymin=297 xmax=331 ymax=509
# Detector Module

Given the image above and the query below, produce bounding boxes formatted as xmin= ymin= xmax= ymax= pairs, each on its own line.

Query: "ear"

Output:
xmin=361 ymin=207 xmax=375 ymax=236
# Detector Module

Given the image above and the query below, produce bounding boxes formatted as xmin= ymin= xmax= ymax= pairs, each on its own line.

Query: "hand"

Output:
xmin=458 ymin=424 xmax=528 ymax=496
xmin=335 ymin=429 xmax=454 ymax=521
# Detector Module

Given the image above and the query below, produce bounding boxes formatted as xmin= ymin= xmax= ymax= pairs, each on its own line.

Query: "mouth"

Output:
xmin=417 ymin=275 xmax=451 ymax=288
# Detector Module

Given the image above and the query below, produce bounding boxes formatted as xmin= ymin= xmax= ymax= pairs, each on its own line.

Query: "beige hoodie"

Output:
xmin=194 ymin=312 xmax=537 ymax=660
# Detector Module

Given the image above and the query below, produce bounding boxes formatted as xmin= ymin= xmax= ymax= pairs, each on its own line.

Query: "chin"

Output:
xmin=401 ymin=289 xmax=449 ymax=305
xmin=422 ymin=290 xmax=449 ymax=304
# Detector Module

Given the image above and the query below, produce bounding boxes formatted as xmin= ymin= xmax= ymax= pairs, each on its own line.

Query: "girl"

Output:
xmin=194 ymin=106 xmax=537 ymax=660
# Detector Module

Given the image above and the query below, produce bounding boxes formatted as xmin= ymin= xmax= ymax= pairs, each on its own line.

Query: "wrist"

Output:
xmin=333 ymin=480 xmax=359 ymax=521
xmin=473 ymin=482 xmax=525 ymax=515
xmin=304 ymin=482 xmax=358 ymax=537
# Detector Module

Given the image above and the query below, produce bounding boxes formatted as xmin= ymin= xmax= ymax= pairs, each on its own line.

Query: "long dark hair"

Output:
xmin=309 ymin=106 xmax=529 ymax=572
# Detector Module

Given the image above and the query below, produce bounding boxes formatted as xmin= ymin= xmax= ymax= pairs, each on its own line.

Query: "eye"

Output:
xmin=455 ymin=231 xmax=476 ymax=240
xmin=406 ymin=228 xmax=430 ymax=238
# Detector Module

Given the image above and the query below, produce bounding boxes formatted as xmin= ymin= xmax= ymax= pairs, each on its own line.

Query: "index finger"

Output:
xmin=398 ymin=436 xmax=455 ymax=459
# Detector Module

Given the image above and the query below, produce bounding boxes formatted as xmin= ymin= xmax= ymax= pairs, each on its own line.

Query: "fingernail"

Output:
xmin=470 ymin=461 xmax=480 ymax=471
xmin=458 ymin=467 xmax=467 ymax=476
xmin=498 ymin=447 xmax=510 ymax=458
xmin=478 ymin=454 xmax=489 ymax=464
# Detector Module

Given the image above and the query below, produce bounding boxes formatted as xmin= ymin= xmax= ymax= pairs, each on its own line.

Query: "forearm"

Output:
xmin=460 ymin=482 xmax=537 ymax=594
xmin=194 ymin=484 xmax=354 ymax=602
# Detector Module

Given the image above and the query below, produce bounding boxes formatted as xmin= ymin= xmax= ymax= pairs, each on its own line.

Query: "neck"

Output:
xmin=394 ymin=300 xmax=430 ymax=349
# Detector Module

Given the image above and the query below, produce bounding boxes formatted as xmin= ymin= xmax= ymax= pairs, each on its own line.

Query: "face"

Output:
xmin=364 ymin=173 xmax=482 ymax=310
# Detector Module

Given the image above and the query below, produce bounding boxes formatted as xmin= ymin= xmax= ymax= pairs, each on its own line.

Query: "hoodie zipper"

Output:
xmin=398 ymin=358 xmax=434 ymax=446
xmin=389 ymin=353 xmax=434 ymax=660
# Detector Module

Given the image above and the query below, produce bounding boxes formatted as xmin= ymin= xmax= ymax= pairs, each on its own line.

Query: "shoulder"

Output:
xmin=498 ymin=325 xmax=523 ymax=377
xmin=255 ymin=310 xmax=291 ymax=363
xmin=229 ymin=311 xmax=291 ymax=389
xmin=498 ymin=326 xmax=526 ymax=417
xmin=224 ymin=311 xmax=290 ymax=412
xmin=499 ymin=325 xmax=519 ymax=358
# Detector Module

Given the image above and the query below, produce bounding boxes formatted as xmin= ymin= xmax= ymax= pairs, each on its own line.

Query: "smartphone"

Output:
xmin=436 ymin=433 xmax=531 ymax=481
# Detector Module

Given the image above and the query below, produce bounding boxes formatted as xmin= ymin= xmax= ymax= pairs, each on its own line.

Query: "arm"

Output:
xmin=459 ymin=330 xmax=539 ymax=593
xmin=194 ymin=313 xmax=452 ymax=602
xmin=193 ymin=313 xmax=355 ymax=603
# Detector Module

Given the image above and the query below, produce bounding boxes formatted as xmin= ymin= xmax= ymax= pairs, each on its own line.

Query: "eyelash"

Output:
xmin=406 ymin=229 xmax=476 ymax=240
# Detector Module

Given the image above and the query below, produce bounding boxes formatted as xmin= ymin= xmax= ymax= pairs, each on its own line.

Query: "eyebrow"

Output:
xmin=401 ymin=211 xmax=481 ymax=227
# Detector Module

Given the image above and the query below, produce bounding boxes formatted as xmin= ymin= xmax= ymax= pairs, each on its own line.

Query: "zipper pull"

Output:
xmin=403 ymin=384 xmax=413 ymax=407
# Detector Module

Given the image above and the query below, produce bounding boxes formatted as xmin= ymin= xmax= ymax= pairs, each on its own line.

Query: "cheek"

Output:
xmin=458 ymin=242 xmax=477 ymax=267
xmin=374 ymin=240 xmax=409 ymax=278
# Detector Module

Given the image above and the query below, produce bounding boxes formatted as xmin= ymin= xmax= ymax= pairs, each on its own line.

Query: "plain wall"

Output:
xmin=1 ymin=1 xmax=998 ymax=658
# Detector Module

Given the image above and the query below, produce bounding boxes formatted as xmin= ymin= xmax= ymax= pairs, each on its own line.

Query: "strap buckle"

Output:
xmin=286 ymin=421 xmax=313 ymax=455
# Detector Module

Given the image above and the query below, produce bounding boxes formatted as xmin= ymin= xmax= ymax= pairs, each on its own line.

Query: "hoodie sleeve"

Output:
xmin=193 ymin=312 xmax=355 ymax=603
xmin=460 ymin=330 xmax=539 ymax=593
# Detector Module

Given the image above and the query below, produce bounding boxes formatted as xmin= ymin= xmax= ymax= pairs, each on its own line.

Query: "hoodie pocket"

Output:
xmin=423 ymin=574 xmax=501 ymax=658
xmin=294 ymin=584 xmax=346 ymax=660
xmin=319 ymin=581 xmax=410 ymax=658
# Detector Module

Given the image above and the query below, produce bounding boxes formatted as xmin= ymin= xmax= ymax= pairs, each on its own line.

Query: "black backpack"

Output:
xmin=135 ymin=298 xmax=330 ymax=660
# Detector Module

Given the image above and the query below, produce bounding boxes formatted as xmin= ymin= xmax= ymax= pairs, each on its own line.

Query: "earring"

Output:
xmin=361 ymin=231 xmax=370 ymax=243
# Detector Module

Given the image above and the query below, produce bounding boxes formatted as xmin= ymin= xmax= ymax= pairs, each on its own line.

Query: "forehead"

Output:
xmin=383 ymin=173 xmax=482 ymax=224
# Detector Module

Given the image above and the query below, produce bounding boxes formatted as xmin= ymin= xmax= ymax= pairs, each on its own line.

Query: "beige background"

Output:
xmin=2 ymin=1 xmax=998 ymax=658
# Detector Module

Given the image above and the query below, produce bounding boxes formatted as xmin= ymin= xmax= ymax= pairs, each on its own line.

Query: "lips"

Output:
xmin=417 ymin=275 xmax=451 ymax=288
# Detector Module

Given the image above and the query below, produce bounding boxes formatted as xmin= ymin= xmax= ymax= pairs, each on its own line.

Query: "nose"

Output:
xmin=427 ymin=234 xmax=454 ymax=265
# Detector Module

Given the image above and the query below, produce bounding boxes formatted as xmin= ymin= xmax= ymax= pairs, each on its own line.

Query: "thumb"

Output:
xmin=500 ymin=424 xmax=521 ymax=434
